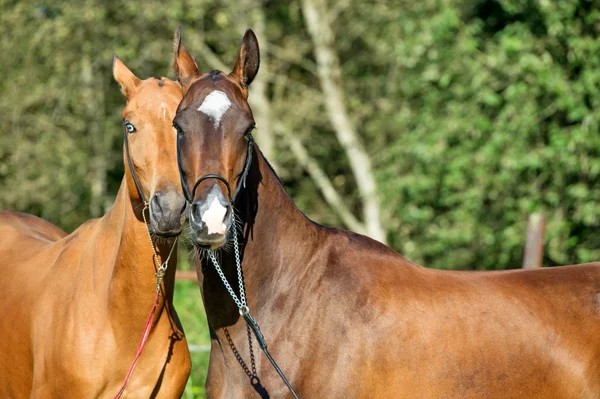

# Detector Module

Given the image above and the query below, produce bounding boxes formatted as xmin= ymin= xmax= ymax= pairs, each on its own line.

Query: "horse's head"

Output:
xmin=113 ymin=56 xmax=186 ymax=237
xmin=172 ymin=28 xmax=259 ymax=249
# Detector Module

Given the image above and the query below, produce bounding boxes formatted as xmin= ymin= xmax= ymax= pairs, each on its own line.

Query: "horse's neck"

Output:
xmin=96 ymin=179 xmax=176 ymax=316
xmin=200 ymin=151 xmax=319 ymax=330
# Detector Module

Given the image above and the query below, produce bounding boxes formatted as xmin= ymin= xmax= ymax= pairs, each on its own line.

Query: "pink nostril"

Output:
xmin=201 ymin=197 xmax=228 ymax=235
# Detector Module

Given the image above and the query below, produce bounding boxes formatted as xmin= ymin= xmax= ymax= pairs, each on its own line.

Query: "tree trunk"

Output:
xmin=81 ymin=56 xmax=107 ymax=217
xmin=277 ymin=122 xmax=366 ymax=234
xmin=300 ymin=0 xmax=387 ymax=243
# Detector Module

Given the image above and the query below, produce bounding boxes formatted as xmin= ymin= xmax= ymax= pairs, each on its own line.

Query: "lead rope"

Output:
xmin=208 ymin=217 xmax=300 ymax=399
xmin=113 ymin=202 xmax=178 ymax=399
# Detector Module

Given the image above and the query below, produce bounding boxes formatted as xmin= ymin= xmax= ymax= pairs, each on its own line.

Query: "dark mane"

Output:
xmin=257 ymin=146 xmax=284 ymax=187
xmin=153 ymin=76 xmax=164 ymax=87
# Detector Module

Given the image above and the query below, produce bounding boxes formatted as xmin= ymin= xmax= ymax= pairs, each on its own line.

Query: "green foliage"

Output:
xmin=1 ymin=1 xmax=598 ymax=263
xmin=173 ymin=278 xmax=210 ymax=399
xmin=331 ymin=0 xmax=600 ymax=269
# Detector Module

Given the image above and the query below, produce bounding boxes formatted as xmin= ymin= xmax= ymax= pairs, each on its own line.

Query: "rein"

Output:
xmin=208 ymin=219 xmax=300 ymax=399
xmin=176 ymin=129 xmax=300 ymax=398
xmin=113 ymin=120 xmax=179 ymax=398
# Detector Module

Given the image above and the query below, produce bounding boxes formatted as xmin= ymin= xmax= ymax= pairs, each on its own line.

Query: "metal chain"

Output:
xmin=208 ymin=217 xmax=246 ymax=311
xmin=207 ymin=211 xmax=300 ymax=399
xmin=223 ymin=324 xmax=257 ymax=379
xmin=232 ymin=220 xmax=246 ymax=308
xmin=141 ymin=202 xmax=178 ymax=291
xmin=213 ymin=219 xmax=258 ymax=380
xmin=208 ymin=253 xmax=244 ymax=309
xmin=247 ymin=323 xmax=257 ymax=376
xmin=114 ymin=202 xmax=179 ymax=398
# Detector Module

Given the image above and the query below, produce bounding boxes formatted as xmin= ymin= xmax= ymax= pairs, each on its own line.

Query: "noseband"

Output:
xmin=175 ymin=126 xmax=254 ymax=204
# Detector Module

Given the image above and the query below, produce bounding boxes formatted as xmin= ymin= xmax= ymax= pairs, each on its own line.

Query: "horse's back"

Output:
xmin=0 ymin=211 xmax=67 ymax=246
xmin=402 ymin=263 xmax=600 ymax=398
xmin=293 ymin=229 xmax=600 ymax=398
xmin=0 ymin=210 xmax=69 ymax=304
xmin=0 ymin=212 xmax=70 ymax=396
xmin=403 ymin=267 xmax=600 ymax=397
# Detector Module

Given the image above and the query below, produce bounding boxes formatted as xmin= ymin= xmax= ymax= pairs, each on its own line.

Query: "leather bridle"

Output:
xmin=173 ymin=121 xmax=300 ymax=398
xmin=174 ymin=122 xmax=254 ymax=205
xmin=123 ymin=118 xmax=147 ymax=205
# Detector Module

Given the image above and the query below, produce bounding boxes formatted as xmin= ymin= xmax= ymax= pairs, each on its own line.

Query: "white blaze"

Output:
xmin=197 ymin=90 xmax=231 ymax=128
xmin=201 ymin=197 xmax=228 ymax=235
xmin=159 ymin=102 xmax=168 ymax=120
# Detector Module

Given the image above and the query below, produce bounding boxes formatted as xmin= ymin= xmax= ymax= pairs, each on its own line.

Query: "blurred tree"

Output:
xmin=301 ymin=0 xmax=388 ymax=243
xmin=236 ymin=0 xmax=278 ymax=169
xmin=0 ymin=0 xmax=207 ymax=230
xmin=0 ymin=0 xmax=598 ymax=271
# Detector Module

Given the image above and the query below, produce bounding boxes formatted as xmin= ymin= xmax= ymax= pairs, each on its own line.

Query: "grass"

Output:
xmin=172 ymin=263 xmax=211 ymax=398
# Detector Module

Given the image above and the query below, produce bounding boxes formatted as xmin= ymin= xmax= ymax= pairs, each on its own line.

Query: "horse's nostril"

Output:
xmin=189 ymin=211 xmax=205 ymax=232
xmin=151 ymin=194 xmax=163 ymax=213
xmin=191 ymin=202 xmax=201 ymax=221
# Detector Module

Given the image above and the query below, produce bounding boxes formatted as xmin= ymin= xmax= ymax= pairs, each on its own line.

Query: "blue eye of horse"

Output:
xmin=125 ymin=122 xmax=136 ymax=134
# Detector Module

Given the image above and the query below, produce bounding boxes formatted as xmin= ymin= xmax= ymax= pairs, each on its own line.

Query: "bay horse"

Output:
xmin=173 ymin=29 xmax=600 ymax=398
xmin=0 ymin=56 xmax=191 ymax=397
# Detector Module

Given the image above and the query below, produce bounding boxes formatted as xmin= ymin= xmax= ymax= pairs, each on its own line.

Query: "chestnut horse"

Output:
xmin=0 ymin=57 xmax=191 ymax=397
xmin=173 ymin=29 xmax=600 ymax=398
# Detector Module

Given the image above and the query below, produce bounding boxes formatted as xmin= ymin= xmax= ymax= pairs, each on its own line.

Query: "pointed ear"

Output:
xmin=113 ymin=54 xmax=141 ymax=97
xmin=230 ymin=29 xmax=260 ymax=92
xmin=172 ymin=27 xmax=200 ymax=92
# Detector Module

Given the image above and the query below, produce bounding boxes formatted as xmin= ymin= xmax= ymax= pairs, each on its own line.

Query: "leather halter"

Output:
xmin=123 ymin=118 xmax=147 ymax=205
xmin=175 ymin=124 xmax=254 ymax=204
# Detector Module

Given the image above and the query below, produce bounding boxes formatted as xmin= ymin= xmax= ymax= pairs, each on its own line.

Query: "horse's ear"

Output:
xmin=113 ymin=54 xmax=141 ymax=97
xmin=230 ymin=29 xmax=260 ymax=92
xmin=172 ymin=27 xmax=200 ymax=92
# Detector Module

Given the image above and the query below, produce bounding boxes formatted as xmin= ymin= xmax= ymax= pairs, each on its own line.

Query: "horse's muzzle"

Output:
xmin=189 ymin=184 xmax=232 ymax=249
xmin=149 ymin=190 xmax=186 ymax=237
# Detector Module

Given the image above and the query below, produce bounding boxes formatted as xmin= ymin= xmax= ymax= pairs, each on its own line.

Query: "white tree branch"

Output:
xmin=276 ymin=123 xmax=367 ymax=234
xmin=194 ymin=14 xmax=368 ymax=235
xmin=237 ymin=1 xmax=278 ymax=166
xmin=196 ymin=41 xmax=229 ymax=73
xmin=266 ymin=44 xmax=318 ymax=76
xmin=300 ymin=0 xmax=387 ymax=243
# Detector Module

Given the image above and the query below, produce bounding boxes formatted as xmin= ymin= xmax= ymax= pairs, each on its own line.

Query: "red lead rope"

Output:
xmin=113 ymin=288 xmax=160 ymax=399
xmin=112 ymin=204 xmax=177 ymax=398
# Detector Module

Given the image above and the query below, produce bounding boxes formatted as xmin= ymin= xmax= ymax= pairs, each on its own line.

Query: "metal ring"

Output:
xmin=239 ymin=305 xmax=250 ymax=316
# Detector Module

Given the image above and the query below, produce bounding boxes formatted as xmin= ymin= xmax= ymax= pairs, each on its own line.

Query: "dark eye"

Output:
xmin=125 ymin=122 xmax=136 ymax=134
xmin=244 ymin=124 xmax=256 ymax=138
xmin=173 ymin=122 xmax=183 ymax=136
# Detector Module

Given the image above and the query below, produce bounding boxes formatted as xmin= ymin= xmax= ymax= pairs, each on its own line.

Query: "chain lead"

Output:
xmin=141 ymin=202 xmax=178 ymax=292
xmin=206 ymin=213 xmax=300 ymax=399
xmin=208 ymin=218 xmax=246 ymax=308
xmin=115 ymin=201 xmax=179 ymax=398
xmin=232 ymin=219 xmax=246 ymax=308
